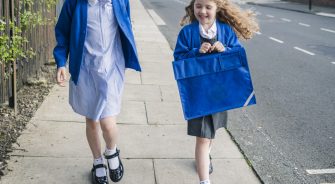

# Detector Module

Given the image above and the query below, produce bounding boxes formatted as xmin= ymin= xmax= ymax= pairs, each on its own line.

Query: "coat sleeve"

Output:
xmin=53 ymin=0 xmax=74 ymax=68
xmin=173 ymin=28 xmax=201 ymax=61
xmin=225 ymin=26 xmax=242 ymax=51
xmin=126 ymin=0 xmax=130 ymax=17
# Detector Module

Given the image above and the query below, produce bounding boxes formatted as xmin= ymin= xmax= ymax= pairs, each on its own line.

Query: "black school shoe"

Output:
xmin=104 ymin=149 xmax=124 ymax=182
xmin=209 ymin=154 xmax=213 ymax=174
xmin=91 ymin=164 xmax=109 ymax=184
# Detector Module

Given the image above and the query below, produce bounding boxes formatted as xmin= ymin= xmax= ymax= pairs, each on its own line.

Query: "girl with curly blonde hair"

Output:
xmin=174 ymin=0 xmax=258 ymax=183
xmin=180 ymin=0 xmax=259 ymax=40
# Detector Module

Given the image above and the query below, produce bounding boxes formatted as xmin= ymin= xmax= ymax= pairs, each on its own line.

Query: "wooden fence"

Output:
xmin=0 ymin=0 xmax=58 ymax=107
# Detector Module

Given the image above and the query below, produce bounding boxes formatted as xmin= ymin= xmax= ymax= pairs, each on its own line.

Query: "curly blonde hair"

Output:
xmin=180 ymin=0 xmax=259 ymax=40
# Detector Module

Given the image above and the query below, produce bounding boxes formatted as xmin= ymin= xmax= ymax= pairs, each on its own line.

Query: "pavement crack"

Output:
xmin=144 ymin=101 xmax=149 ymax=125
xmin=152 ymin=159 xmax=158 ymax=184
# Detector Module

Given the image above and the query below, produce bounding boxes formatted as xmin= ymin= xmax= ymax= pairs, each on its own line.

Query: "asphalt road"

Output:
xmin=138 ymin=0 xmax=335 ymax=183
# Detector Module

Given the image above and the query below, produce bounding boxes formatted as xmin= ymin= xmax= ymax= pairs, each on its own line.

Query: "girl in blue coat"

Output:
xmin=174 ymin=0 xmax=258 ymax=183
xmin=54 ymin=0 xmax=141 ymax=183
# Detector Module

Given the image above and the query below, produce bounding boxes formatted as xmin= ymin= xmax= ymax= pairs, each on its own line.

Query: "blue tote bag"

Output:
xmin=172 ymin=47 xmax=256 ymax=120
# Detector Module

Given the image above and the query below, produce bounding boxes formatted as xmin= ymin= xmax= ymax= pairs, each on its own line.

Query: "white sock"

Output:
xmin=93 ymin=156 xmax=106 ymax=177
xmin=105 ymin=145 xmax=120 ymax=169
xmin=200 ymin=180 xmax=211 ymax=184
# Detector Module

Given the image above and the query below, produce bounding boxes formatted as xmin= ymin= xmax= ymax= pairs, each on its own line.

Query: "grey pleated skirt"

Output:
xmin=187 ymin=111 xmax=227 ymax=139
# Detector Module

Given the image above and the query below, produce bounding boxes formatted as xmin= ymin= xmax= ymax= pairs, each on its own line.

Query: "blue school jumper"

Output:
xmin=174 ymin=20 xmax=241 ymax=61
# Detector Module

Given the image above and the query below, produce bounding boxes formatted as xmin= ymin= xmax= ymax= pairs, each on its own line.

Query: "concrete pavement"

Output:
xmin=0 ymin=0 xmax=261 ymax=183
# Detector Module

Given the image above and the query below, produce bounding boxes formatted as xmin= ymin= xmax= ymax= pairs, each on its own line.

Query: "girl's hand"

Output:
xmin=56 ymin=67 xmax=67 ymax=87
xmin=199 ymin=42 xmax=212 ymax=53
xmin=212 ymin=41 xmax=225 ymax=52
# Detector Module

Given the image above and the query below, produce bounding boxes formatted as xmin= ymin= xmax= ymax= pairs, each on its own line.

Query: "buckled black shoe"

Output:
xmin=105 ymin=149 xmax=124 ymax=182
xmin=209 ymin=154 xmax=213 ymax=174
xmin=91 ymin=164 xmax=109 ymax=184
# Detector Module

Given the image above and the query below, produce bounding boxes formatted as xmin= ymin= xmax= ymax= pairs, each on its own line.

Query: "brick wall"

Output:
xmin=283 ymin=0 xmax=335 ymax=7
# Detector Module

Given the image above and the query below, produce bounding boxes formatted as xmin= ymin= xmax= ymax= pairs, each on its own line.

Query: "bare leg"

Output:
xmin=100 ymin=116 xmax=118 ymax=150
xmin=195 ymin=137 xmax=211 ymax=181
xmin=86 ymin=118 xmax=102 ymax=159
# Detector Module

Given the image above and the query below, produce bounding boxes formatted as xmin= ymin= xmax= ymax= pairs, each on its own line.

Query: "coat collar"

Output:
xmin=191 ymin=20 xmax=223 ymax=48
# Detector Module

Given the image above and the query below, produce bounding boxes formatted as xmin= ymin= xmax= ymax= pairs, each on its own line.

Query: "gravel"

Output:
xmin=0 ymin=65 xmax=55 ymax=178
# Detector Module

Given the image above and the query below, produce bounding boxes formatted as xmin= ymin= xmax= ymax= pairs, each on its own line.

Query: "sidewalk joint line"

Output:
xmin=140 ymin=72 xmax=144 ymax=84
xmin=144 ymin=101 xmax=149 ymax=125
xmin=159 ymin=86 xmax=164 ymax=102
xmin=153 ymin=159 xmax=158 ymax=184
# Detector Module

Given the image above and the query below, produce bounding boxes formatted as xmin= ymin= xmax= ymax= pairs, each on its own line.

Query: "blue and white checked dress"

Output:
xmin=69 ymin=0 xmax=125 ymax=121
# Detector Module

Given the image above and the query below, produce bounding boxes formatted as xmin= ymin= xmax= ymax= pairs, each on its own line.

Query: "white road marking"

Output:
xmin=147 ymin=9 xmax=166 ymax=26
xmin=306 ymin=168 xmax=335 ymax=175
xmin=321 ymin=28 xmax=335 ymax=34
xmin=173 ymin=0 xmax=187 ymax=5
xmin=316 ymin=12 xmax=335 ymax=18
xmin=281 ymin=18 xmax=291 ymax=22
xmin=269 ymin=37 xmax=284 ymax=44
xmin=255 ymin=31 xmax=262 ymax=35
xmin=331 ymin=62 xmax=335 ymax=65
xmin=298 ymin=22 xmax=310 ymax=27
xmin=294 ymin=47 xmax=315 ymax=56
xmin=255 ymin=11 xmax=262 ymax=15
xmin=266 ymin=14 xmax=274 ymax=18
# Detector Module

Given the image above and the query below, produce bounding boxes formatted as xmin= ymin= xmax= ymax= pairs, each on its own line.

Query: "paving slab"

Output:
xmin=139 ymin=54 xmax=174 ymax=63
xmin=10 ymin=120 xmax=89 ymax=157
xmin=32 ymin=85 xmax=82 ymax=122
xmin=119 ymin=125 xmax=243 ymax=159
xmin=125 ymin=69 xmax=142 ymax=84
xmin=118 ymin=101 xmax=147 ymax=124
xmin=1 ymin=158 xmax=155 ymax=184
xmin=141 ymin=72 xmax=175 ymax=85
xmin=137 ymin=48 xmax=174 ymax=57
xmin=140 ymin=62 xmax=174 ymax=74
xmin=134 ymin=34 xmax=167 ymax=43
xmin=146 ymin=101 xmax=184 ymax=125
xmin=136 ymin=43 xmax=173 ymax=54
xmin=154 ymin=159 xmax=260 ymax=184
xmin=123 ymin=84 xmax=162 ymax=102
xmin=160 ymin=85 xmax=180 ymax=102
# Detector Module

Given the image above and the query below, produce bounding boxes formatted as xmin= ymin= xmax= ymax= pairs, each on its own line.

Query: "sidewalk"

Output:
xmin=0 ymin=0 xmax=261 ymax=183
xmin=245 ymin=0 xmax=335 ymax=17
